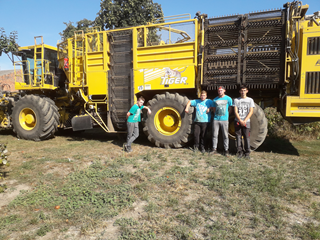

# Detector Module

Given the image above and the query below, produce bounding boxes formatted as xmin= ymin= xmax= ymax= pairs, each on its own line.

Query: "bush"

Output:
xmin=0 ymin=143 xmax=9 ymax=176
xmin=264 ymin=107 xmax=320 ymax=140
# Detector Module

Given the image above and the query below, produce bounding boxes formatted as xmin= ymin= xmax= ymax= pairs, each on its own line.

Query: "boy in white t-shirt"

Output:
xmin=234 ymin=85 xmax=255 ymax=159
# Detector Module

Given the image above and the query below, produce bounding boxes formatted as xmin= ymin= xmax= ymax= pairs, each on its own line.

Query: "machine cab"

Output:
xmin=14 ymin=36 xmax=59 ymax=90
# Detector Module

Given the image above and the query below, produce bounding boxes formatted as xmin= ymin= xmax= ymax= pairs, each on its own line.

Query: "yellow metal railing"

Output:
xmin=153 ymin=14 xmax=191 ymax=23
xmin=14 ymin=59 xmax=54 ymax=88
xmin=14 ymin=60 xmax=31 ymax=85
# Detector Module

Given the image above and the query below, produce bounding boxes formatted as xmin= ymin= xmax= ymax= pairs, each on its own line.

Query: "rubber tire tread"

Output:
xmin=12 ymin=95 xmax=58 ymax=141
xmin=249 ymin=103 xmax=268 ymax=150
xmin=143 ymin=92 xmax=193 ymax=148
xmin=42 ymin=97 xmax=60 ymax=132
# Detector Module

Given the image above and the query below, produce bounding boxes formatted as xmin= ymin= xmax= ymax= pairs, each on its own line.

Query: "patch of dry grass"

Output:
xmin=0 ymin=128 xmax=319 ymax=239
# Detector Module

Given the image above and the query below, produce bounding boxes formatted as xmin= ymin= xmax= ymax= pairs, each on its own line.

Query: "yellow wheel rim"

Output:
xmin=154 ymin=107 xmax=181 ymax=136
xmin=19 ymin=108 xmax=37 ymax=131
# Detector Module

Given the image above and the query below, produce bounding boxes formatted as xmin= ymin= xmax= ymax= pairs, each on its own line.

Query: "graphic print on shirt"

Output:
xmin=196 ymin=103 xmax=208 ymax=122
xmin=215 ymin=100 xmax=228 ymax=116
xmin=238 ymin=102 xmax=250 ymax=120
xmin=133 ymin=108 xmax=141 ymax=121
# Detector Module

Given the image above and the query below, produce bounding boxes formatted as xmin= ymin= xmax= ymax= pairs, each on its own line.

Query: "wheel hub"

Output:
xmin=154 ymin=107 xmax=181 ymax=136
xmin=25 ymin=114 xmax=35 ymax=125
xmin=163 ymin=114 xmax=175 ymax=127
xmin=19 ymin=108 xmax=37 ymax=131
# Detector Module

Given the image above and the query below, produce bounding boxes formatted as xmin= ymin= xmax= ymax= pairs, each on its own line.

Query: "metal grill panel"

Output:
xmin=204 ymin=16 xmax=241 ymax=88
xmin=243 ymin=10 xmax=284 ymax=87
xmin=203 ymin=9 xmax=285 ymax=89
xmin=305 ymin=72 xmax=320 ymax=94
xmin=307 ymin=37 xmax=320 ymax=55
xmin=108 ymin=30 xmax=133 ymax=130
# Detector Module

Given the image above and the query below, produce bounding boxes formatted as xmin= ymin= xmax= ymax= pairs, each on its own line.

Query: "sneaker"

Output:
xmin=123 ymin=144 xmax=128 ymax=152
xmin=245 ymin=155 xmax=250 ymax=159
xmin=236 ymin=151 xmax=243 ymax=159
xmin=124 ymin=144 xmax=132 ymax=153
xmin=200 ymin=147 xmax=206 ymax=154
xmin=209 ymin=149 xmax=217 ymax=155
xmin=224 ymin=150 xmax=230 ymax=157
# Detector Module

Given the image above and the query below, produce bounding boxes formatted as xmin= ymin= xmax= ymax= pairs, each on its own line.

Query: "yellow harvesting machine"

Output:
xmin=0 ymin=1 xmax=319 ymax=150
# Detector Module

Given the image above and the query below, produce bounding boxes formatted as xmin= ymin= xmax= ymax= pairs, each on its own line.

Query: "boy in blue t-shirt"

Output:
xmin=125 ymin=97 xmax=151 ymax=152
xmin=209 ymin=86 xmax=233 ymax=156
xmin=185 ymin=90 xmax=213 ymax=153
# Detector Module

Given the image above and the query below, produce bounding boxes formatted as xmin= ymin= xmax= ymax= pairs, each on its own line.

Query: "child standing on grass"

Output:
xmin=210 ymin=86 xmax=233 ymax=157
xmin=124 ymin=97 xmax=151 ymax=152
xmin=234 ymin=85 xmax=255 ymax=159
xmin=185 ymin=90 xmax=213 ymax=153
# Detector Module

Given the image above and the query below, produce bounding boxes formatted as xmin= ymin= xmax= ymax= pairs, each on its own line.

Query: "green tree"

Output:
xmin=0 ymin=28 xmax=18 ymax=58
xmin=95 ymin=0 xmax=163 ymax=30
xmin=60 ymin=19 xmax=94 ymax=40
xmin=60 ymin=0 xmax=163 ymax=39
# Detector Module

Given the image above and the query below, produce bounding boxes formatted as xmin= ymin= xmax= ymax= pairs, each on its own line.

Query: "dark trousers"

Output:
xmin=194 ymin=122 xmax=208 ymax=149
xmin=235 ymin=122 xmax=251 ymax=156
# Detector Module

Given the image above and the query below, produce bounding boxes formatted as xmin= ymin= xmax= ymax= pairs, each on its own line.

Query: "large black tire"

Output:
xmin=249 ymin=103 xmax=268 ymax=150
xmin=41 ymin=97 xmax=60 ymax=133
xmin=219 ymin=103 xmax=267 ymax=152
xmin=12 ymin=95 xmax=59 ymax=141
xmin=143 ymin=92 xmax=193 ymax=148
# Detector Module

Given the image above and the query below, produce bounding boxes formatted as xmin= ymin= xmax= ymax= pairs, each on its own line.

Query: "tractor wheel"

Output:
xmin=249 ymin=103 xmax=268 ymax=150
xmin=12 ymin=95 xmax=59 ymax=141
xmin=220 ymin=103 xmax=267 ymax=151
xmin=41 ymin=97 xmax=60 ymax=132
xmin=143 ymin=92 xmax=193 ymax=148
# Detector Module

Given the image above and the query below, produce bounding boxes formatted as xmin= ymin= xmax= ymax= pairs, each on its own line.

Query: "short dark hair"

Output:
xmin=239 ymin=84 xmax=248 ymax=90
xmin=138 ymin=96 xmax=145 ymax=102
xmin=201 ymin=90 xmax=207 ymax=95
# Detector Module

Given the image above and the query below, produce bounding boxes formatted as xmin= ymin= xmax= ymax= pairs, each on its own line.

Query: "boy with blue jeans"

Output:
xmin=210 ymin=86 xmax=233 ymax=156
xmin=125 ymin=97 xmax=151 ymax=152
xmin=185 ymin=90 xmax=213 ymax=153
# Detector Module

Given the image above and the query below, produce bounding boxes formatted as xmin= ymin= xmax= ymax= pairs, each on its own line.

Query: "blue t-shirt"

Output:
xmin=127 ymin=104 xmax=144 ymax=123
xmin=213 ymin=95 xmax=233 ymax=121
xmin=190 ymin=99 xmax=213 ymax=123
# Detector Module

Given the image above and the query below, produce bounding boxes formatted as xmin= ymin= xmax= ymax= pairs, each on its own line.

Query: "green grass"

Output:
xmin=0 ymin=129 xmax=319 ymax=239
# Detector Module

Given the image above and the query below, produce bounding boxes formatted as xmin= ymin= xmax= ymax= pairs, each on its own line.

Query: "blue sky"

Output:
xmin=0 ymin=0 xmax=319 ymax=70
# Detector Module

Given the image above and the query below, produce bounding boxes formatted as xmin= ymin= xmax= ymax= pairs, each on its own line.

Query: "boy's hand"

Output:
xmin=240 ymin=120 xmax=246 ymax=127
xmin=147 ymin=108 xmax=151 ymax=115
xmin=206 ymin=108 xmax=210 ymax=113
xmin=185 ymin=108 xmax=189 ymax=114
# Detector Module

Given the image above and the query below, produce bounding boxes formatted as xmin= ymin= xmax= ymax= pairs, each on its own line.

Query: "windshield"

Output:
xmin=20 ymin=47 xmax=58 ymax=84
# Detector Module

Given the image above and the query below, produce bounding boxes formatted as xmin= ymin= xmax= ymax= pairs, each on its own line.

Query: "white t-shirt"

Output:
xmin=234 ymin=97 xmax=255 ymax=122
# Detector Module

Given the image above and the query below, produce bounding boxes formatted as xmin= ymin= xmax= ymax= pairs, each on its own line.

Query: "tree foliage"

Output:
xmin=60 ymin=0 xmax=163 ymax=39
xmin=95 ymin=0 xmax=163 ymax=30
xmin=60 ymin=19 xmax=94 ymax=40
xmin=0 ymin=28 xmax=18 ymax=57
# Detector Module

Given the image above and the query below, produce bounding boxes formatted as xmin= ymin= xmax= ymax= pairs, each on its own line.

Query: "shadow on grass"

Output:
xmin=0 ymin=129 xmax=15 ymax=137
xmin=256 ymin=137 xmax=299 ymax=156
xmin=56 ymin=128 xmax=155 ymax=148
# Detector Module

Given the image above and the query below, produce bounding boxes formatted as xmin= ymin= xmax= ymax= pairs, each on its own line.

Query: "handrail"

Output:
xmin=153 ymin=14 xmax=191 ymax=23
